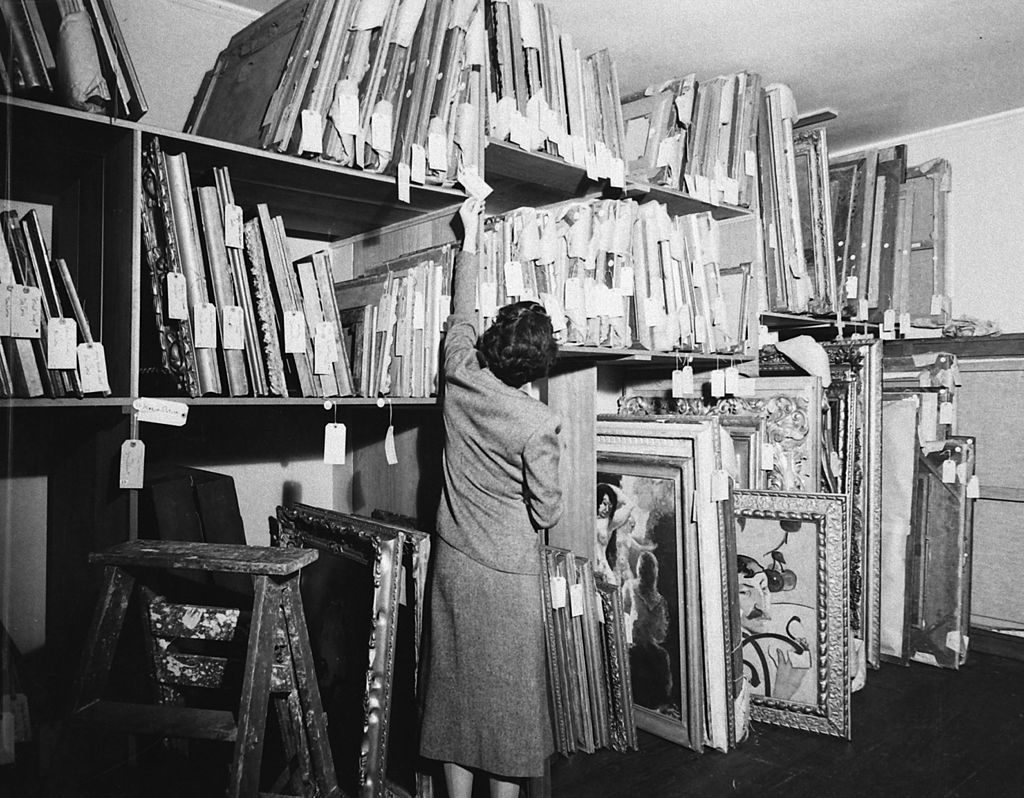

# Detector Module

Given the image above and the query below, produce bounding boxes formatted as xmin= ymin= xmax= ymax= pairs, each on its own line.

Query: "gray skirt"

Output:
xmin=419 ymin=536 xmax=553 ymax=778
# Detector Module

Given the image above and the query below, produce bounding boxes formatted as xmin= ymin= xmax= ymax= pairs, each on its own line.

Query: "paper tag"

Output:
xmin=845 ymin=275 xmax=858 ymax=300
xmin=397 ymin=162 xmax=411 ymax=204
xmin=856 ymin=298 xmax=869 ymax=321
xmin=299 ymin=109 xmax=324 ymax=155
xmin=672 ymin=366 xmax=694 ymax=397
xmin=569 ymin=583 xmax=584 ymax=617
xmin=722 ymin=177 xmax=740 ymax=206
xmin=761 ymin=445 xmax=775 ymax=471
xmin=550 ymin=575 xmax=567 ymax=609
xmin=0 ymin=284 xmax=12 ymax=335
xmin=945 ymin=630 xmax=963 ymax=654
xmin=119 ymin=439 xmax=145 ymax=490
xmin=899 ymin=312 xmax=911 ymax=331
xmin=710 ymin=369 xmax=726 ymax=397
xmin=133 ymin=397 xmax=189 ymax=427
xmin=324 ymin=422 xmax=347 ymax=465
xmin=939 ymin=401 xmax=954 ymax=425
xmin=314 ymin=321 xmax=338 ymax=374
xmin=504 ymin=260 xmax=525 ymax=297
xmin=223 ymin=204 xmax=244 ymax=249
xmin=384 ymin=424 xmax=399 ymax=465
xmin=77 ymin=342 xmax=110 ymax=393
xmin=370 ymin=100 xmax=394 ymax=155
xmin=166 ymin=272 xmax=188 ymax=320
xmin=283 ymin=311 xmax=306 ymax=354
xmin=410 ymin=144 xmax=427 ymax=184
xmin=966 ymin=475 xmax=980 ymax=499
xmin=930 ymin=294 xmax=944 ymax=315
xmin=883 ymin=308 xmax=896 ymax=332
xmin=609 ymin=157 xmax=625 ymax=188
xmin=724 ymin=366 xmax=740 ymax=395
xmin=11 ymin=285 xmax=41 ymax=338
xmin=942 ymin=458 xmax=956 ymax=483
xmin=956 ymin=461 xmax=968 ymax=484
xmin=47 ymin=318 xmax=77 ymax=369
xmin=331 ymin=80 xmax=360 ymax=136
xmin=427 ymin=129 xmax=448 ymax=172
xmin=222 ymin=305 xmax=245 ymax=350
xmin=459 ymin=168 xmax=493 ymax=200
xmin=596 ymin=596 xmax=605 ymax=624
xmin=193 ymin=303 xmax=217 ymax=349
xmin=745 ymin=150 xmax=758 ymax=177
xmin=711 ymin=469 xmax=730 ymax=501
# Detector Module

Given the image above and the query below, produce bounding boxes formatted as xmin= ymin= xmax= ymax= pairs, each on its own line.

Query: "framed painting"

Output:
xmin=595 ymin=418 xmax=738 ymax=752
xmin=732 ymin=490 xmax=850 ymax=739
xmin=274 ymin=503 xmax=404 ymax=798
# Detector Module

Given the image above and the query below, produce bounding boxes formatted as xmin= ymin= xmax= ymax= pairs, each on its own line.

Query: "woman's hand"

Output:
xmin=459 ymin=197 xmax=485 ymax=254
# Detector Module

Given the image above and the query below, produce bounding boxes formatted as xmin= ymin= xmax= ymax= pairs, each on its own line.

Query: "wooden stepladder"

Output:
xmin=68 ymin=540 xmax=339 ymax=797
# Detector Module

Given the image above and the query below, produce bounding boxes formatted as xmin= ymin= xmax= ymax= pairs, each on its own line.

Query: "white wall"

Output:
xmin=833 ymin=106 xmax=1024 ymax=335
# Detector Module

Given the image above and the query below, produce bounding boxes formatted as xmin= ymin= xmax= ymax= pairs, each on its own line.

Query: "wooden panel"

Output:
xmin=958 ymin=369 xmax=1024 ymax=489
xmin=90 ymin=540 xmax=318 ymax=575
xmin=545 ymin=365 xmax=596 ymax=556
xmin=970 ymin=500 xmax=1024 ymax=628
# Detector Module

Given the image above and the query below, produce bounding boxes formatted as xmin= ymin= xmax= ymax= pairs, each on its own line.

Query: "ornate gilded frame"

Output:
xmin=733 ymin=489 xmax=850 ymax=739
xmin=541 ymin=545 xmax=587 ymax=755
xmin=595 ymin=419 xmax=739 ymax=753
xmin=595 ymin=580 xmax=639 ymax=752
xmin=274 ymin=503 xmax=404 ymax=798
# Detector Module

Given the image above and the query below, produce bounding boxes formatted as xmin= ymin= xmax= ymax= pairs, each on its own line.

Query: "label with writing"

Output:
xmin=119 ymin=439 xmax=145 ymax=490
xmin=672 ymin=366 xmax=694 ymax=397
xmin=47 ymin=317 xmax=77 ymax=370
xmin=11 ymin=286 xmax=41 ymax=338
xmin=283 ymin=311 xmax=306 ymax=354
xmin=166 ymin=272 xmax=189 ymax=320
xmin=193 ymin=303 xmax=217 ymax=349
xmin=410 ymin=144 xmax=427 ymax=184
xmin=223 ymin=204 xmax=244 ymax=249
xmin=299 ymin=109 xmax=325 ymax=155
xmin=941 ymin=458 xmax=956 ymax=483
xmin=324 ymin=422 xmax=347 ymax=465
xmin=550 ymin=575 xmax=567 ymax=609
xmin=569 ymin=583 xmax=584 ymax=617
xmin=0 ymin=284 xmax=12 ymax=335
xmin=222 ymin=305 xmax=245 ymax=350
xmin=77 ymin=342 xmax=110 ymax=394
xmin=133 ymin=397 xmax=189 ymax=427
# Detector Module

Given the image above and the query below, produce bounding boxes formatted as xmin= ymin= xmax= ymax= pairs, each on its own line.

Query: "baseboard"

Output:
xmin=970 ymin=626 xmax=1024 ymax=661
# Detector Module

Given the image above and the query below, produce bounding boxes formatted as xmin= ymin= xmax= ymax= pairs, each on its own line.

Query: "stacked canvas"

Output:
xmin=187 ymin=0 xmax=485 ymax=189
xmin=0 ymin=207 xmax=109 ymax=398
xmin=0 ymin=0 xmax=146 ymax=119
xmin=621 ymin=71 xmax=761 ymax=208
xmin=141 ymin=136 xmax=354 ymax=399
xmin=484 ymin=0 xmax=626 ymax=184
xmin=482 ymin=198 xmax=753 ymax=355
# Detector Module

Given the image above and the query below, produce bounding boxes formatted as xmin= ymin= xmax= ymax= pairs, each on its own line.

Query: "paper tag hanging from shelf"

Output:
xmin=299 ymin=109 xmax=324 ymax=155
xmin=0 ymin=284 xmax=12 ymax=335
xmin=324 ymin=422 xmax=347 ymax=465
xmin=119 ymin=439 xmax=145 ymax=490
xmin=166 ymin=273 xmax=188 ymax=320
xmin=47 ymin=318 xmax=77 ymax=370
xmin=397 ymin=162 xmax=411 ymax=204
xmin=939 ymin=401 xmax=954 ymax=426
xmin=724 ymin=366 xmax=740 ymax=395
xmin=384 ymin=424 xmax=399 ymax=465
xmin=710 ymin=369 xmax=725 ymax=397
xmin=410 ymin=144 xmax=427 ymax=184
xmin=672 ymin=366 xmax=694 ymax=397
xmin=941 ymin=458 xmax=956 ymax=483
xmin=77 ymin=342 xmax=110 ymax=394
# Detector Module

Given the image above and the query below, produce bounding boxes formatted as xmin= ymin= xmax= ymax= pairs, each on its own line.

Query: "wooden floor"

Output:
xmin=551 ymin=651 xmax=1024 ymax=798
xmin=4 ymin=651 xmax=1022 ymax=796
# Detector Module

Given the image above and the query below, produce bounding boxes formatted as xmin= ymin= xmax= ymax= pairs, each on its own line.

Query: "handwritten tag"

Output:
xmin=710 ymin=368 xmax=725 ymax=397
xmin=504 ymin=260 xmax=525 ymax=297
xmin=119 ymin=439 xmax=145 ymax=489
xmin=222 ymin=305 xmax=245 ymax=350
xmin=299 ymin=109 xmax=324 ymax=155
xmin=166 ymin=272 xmax=188 ymax=320
xmin=324 ymin=422 xmax=347 ymax=464
xmin=223 ymin=204 xmax=244 ymax=249
xmin=459 ymin=168 xmax=493 ymax=200
xmin=410 ymin=144 xmax=427 ymax=184
xmin=711 ymin=469 xmax=730 ymax=502
xmin=550 ymin=575 xmax=567 ymax=609
xmin=384 ymin=424 xmax=399 ymax=465
xmin=47 ymin=318 xmax=77 ymax=369
xmin=370 ymin=100 xmax=394 ymax=156
xmin=941 ymin=458 xmax=956 ymax=483
xmin=856 ymin=298 xmax=869 ymax=321
xmin=939 ymin=401 xmax=954 ymax=426
xmin=133 ymin=397 xmax=189 ymax=426
xmin=427 ymin=129 xmax=448 ymax=173
xmin=193 ymin=303 xmax=217 ymax=349
xmin=314 ymin=321 xmax=338 ymax=374
xmin=77 ymin=342 xmax=110 ymax=394
xmin=569 ymin=583 xmax=584 ymax=617
xmin=397 ymin=162 xmax=411 ymax=204
xmin=0 ymin=284 xmax=12 ymax=335
xmin=283 ymin=311 xmax=306 ymax=354
xmin=11 ymin=286 xmax=41 ymax=338
xmin=331 ymin=80 xmax=360 ymax=136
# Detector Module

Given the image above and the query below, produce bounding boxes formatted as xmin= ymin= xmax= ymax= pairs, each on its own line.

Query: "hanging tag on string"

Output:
xmin=47 ymin=318 xmax=77 ymax=369
xmin=283 ymin=311 xmax=306 ymax=354
xmin=11 ymin=286 xmax=41 ymax=338
xmin=299 ymin=109 xmax=325 ymax=155
xmin=384 ymin=424 xmax=399 ymax=465
xmin=193 ymin=303 xmax=217 ymax=349
xmin=569 ymin=583 xmax=584 ymax=617
xmin=672 ymin=366 xmax=694 ymax=397
xmin=0 ymin=284 xmax=12 ymax=335
xmin=939 ymin=401 xmax=954 ymax=426
xmin=711 ymin=469 xmax=730 ymax=501
xmin=550 ymin=575 xmax=567 ymax=609
xmin=119 ymin=439 xmax=145 ymax=490
xmin=324 ymin=422 xmax=347 ymax=465
xmin=882 ymin=309 xmax=896 ymax=332
xmin=724 ymin=366 xmax=740 ymax=395
xmin=966 ymin=475 xmax=980 ymax=499
xmin=941 ymin=458 xmax=956 ymax=483
xmin=222 ymin=305 xmax=245 ymax=350
xmin=410 ymin=144 xmax=427 ymax=184
xmin=223 ymin=204 xmax=244 ymax=249
xmin=397 ymin=162 xmax=411 ymax=204
xmin=133 ymin=397 xmax=189 ymax=427
xmin=166 ymin=273 xmax=188 ymax=320
xmin=595 ymin=595 xmax=605 ymax=624
xmin=845 ymin=276 xmax=858 ymax=300
xmin=77 ymin=343 xmax=110 ymax=394
xmin=710 ymin=369 xmax=726 ymax=397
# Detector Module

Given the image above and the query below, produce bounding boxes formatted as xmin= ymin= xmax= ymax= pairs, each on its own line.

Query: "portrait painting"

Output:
xmin=595 ymin=454 xmax=701 ymax=749
xmin=732 ymin=490 xmax=850 ymax=739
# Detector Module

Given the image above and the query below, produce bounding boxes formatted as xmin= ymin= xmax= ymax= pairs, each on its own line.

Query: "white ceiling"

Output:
xmin=233 ymin=0 xmax=1024 ymax=151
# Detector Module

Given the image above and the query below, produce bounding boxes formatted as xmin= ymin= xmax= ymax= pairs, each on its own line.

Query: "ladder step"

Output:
xmin=73 ymin=700 xmax=239 ymax=742
xmin=89 ymin=540 xmax=318 ymax=576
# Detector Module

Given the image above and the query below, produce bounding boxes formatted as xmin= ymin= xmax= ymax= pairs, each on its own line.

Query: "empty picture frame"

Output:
xmin=595 ymin=580 xmax=639 ymax=752
xmin=793 ymin=125 xmax=837 ymax=315
xmin=274 ymin=503 xmax=404 ymax=798
xmin=733 ymin=490 xmax=850 ymax=739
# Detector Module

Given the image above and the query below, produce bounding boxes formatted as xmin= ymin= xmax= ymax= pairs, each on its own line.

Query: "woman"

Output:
xmin=420 ymin=199 xmax=563 ymax=798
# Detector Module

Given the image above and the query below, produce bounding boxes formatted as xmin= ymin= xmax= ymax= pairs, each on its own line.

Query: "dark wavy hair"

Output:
xmin=478 ymin=301 xmax=558 ymax=388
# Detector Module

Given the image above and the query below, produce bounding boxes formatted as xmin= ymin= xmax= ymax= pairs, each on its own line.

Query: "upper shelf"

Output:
xmin=484 ymin=138 xmax=752 ymax=220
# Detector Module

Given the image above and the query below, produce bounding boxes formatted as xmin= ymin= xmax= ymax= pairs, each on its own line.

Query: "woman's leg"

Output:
xmin=444 ymin=762 xmax=474 ymax=798
xmin=489 ymin=775 xmax=521 ymax=798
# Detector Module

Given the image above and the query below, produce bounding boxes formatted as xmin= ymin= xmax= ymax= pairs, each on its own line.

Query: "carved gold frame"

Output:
xmin=733 ymin=489 xmax=850 ymax=739
xmin=274 ymin=503 xmax=404 ymax=798
xmin=595 ymin=580 xmax=638 ymax=752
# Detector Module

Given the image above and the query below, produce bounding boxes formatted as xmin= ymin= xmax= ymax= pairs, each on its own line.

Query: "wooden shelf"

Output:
xmin=484 ymin=138 xmax=604 ymax=213
xmin=0 ymin=397 xmax=131 ymax=409
xmin=557 ymin=344 xmax=751 ymax=367
xmin=623 ymin=182 xmax=751 ymax=221
xmin=762 ymin=311 xmax=880 ymax=334
xmin=166 ymin=396 xmax=440 ymax=407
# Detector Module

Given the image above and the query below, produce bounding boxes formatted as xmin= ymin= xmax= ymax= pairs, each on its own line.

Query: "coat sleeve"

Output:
xmin=523 ymin=416 xmax=564 ymax=530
